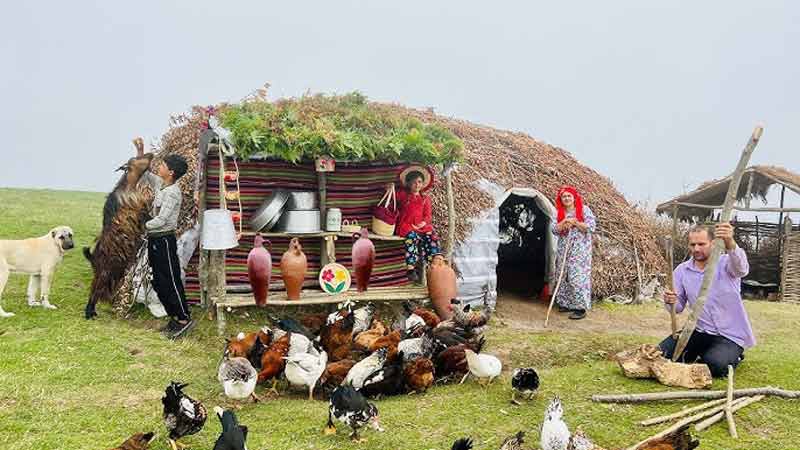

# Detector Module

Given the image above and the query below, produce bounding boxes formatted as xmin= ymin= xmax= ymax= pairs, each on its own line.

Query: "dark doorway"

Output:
xmin=497 ymin=194 xmax=549 ymax=297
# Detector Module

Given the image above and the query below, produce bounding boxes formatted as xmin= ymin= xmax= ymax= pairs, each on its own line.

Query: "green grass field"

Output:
xmin=0 ymin=187 xmax=798 ymax=450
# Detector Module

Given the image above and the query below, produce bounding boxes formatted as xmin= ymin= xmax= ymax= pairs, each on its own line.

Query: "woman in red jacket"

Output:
xmin=396 ymin=166 xmax=440 ymax=282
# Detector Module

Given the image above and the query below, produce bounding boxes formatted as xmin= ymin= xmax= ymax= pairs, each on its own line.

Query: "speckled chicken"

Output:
xmin=352 ymin=302 xmax=376 ymax=335
xmin=218 ymin=342 xmax=259 ymax=403
xmin=162 ymin=381 xmax=207 ymax=450
xmin=397 ymin=328 xmax=435 ymax=361
xmin=354 ymin=318 xmax=387 ymax=351
xmin=324 ymin=384 xmax=384 ymax=442
xmin=109 ymin=432 xmax=155 ymax=450
xmin=511 ymin=367 xmax=540 ymax=404
xmin=403 ymin=356 xmax=434 ymax=393
xmin=540 ymin=396 xmax=570 ymax=450
xmin=499 ymin=431 xmax=525 ymax=450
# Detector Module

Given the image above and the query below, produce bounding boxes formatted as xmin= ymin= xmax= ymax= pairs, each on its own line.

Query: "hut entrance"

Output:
xmin=496 ymin=191 xmax=554 ymax=298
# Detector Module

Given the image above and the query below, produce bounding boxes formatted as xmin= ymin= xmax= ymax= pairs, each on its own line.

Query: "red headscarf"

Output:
xmin=556 ymin=186 xmax=584 ymax=224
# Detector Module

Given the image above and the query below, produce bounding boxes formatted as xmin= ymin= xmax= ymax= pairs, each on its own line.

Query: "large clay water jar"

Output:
xmin=247 ymin=234 xmax=272 ymax=306
xmin=427 ymin=254 xmax=457 ymax=319
xmin=281 ymin=238 xmax=307 ymax=300
xmin=351 ymin=228 xmax=375 ymax=292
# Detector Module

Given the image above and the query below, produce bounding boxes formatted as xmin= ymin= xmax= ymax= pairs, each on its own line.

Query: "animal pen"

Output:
xmin=656 ymin=165 xmax=800 ymax=302
xmin=120 ymin=93 xmax=666 ymax=328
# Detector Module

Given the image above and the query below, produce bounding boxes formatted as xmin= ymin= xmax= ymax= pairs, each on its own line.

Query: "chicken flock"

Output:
xmin=107 ymin=292 xmax=700 ymax=450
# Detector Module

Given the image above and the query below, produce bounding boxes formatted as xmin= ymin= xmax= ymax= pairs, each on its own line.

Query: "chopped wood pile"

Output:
xmin=615 ymin=345 xmax=712 ymax=389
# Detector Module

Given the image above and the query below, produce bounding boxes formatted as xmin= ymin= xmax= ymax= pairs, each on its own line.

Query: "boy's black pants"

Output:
xmin=658 ymin=330 xmax=743 ymax=377
xmin=147 ymin=233 xmax=190 ymax=321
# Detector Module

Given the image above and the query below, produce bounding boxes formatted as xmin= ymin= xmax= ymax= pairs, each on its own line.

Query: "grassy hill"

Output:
xmin=0 ymin=188 xmax=798 ymax=450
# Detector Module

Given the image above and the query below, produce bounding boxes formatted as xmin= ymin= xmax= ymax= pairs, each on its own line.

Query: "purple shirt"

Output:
xmin=671 ymin=247 xmax=756 ymax=349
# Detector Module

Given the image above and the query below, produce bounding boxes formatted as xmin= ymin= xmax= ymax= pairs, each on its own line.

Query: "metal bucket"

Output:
xmin=286 ymin=191 xmax=319 ymax=210
xmin=201 ymin=209 xmax=239 ymax=250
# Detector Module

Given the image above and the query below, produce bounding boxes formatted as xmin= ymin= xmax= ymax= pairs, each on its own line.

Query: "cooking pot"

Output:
xmin=275 ymin=209 xmax=321 ymax=233
xmin=286 ymin=191 xmax=319 ymax=210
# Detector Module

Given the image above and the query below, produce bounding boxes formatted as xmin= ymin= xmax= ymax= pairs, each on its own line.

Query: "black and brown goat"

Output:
xmin=83 ymin=139 xmax=154 ymax=319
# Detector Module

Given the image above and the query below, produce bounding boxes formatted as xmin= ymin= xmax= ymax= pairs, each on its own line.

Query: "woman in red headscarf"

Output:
xmin=551 ymin=186 xmax=596 ymax=319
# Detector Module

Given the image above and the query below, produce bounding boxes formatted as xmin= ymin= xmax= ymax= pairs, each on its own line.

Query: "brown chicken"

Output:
xmin=109 ymin=432 xmax=155 ymax=450
xmin=300 ymin=312 xmax=330 ymax=335
xmin=226 ymin=328 xmax=273 ymax=358
xmin=412 ymin=306 xmax=440 ymax=328
xmin=320 ymin=311 xmax=356 ymax=362
xmin=434 ymin=337 xmax=484 ymax=379
xmin=257 ymin=332 xmax=291 ymax=394
xmin=319 ymin=359 xmax=357 ymax=393
xmin=353 ymin=319 xmax=387 ymax=351
xmin=404 ymin=357 xmax=434 ymax=393
xmin=368 ymin=329 xmax=401 ymax=361
xmin=631 ymin=425 xmax=699 ymax=450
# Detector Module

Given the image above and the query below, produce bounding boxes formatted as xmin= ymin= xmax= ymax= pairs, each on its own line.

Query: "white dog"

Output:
xmin=0 ymin=226 xmax=74 ymax=317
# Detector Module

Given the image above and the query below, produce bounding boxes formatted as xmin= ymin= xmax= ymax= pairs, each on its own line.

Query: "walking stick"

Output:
xmin=545 ymin=234 xmax=575 ymax=327
xmin=664 ymin=236 xmax=679 ymax=339
xmin=672 ymin=125 xmax=763 ymax=361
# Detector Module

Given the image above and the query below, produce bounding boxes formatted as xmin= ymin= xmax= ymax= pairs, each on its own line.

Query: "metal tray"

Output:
xmin=250 ymin=190 xmax=290 ymax=232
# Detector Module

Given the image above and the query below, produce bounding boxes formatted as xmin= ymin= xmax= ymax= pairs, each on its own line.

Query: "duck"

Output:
xmin=461 ymin=348 xmax=502 ymax=386
xmin=218 ymin=343 xmax=259 ymax=403
xmin=540 ymin=396 xmax=570 ymax=450
xmin=510 ymin=367 xmax=540 ymax=404
xmin=324 ymin=384 xmax=384 ymax=442
xmin=284 ymin=345 xmax=328 ymax=401
xmin=162 ymin=381 xmax=207 ymax=450
xmin=212 ymin=407 xmax=248 ymax=450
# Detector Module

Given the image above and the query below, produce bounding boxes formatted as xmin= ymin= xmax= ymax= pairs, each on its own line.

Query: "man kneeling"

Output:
xmin=659 ymin=222 xmax=755 ymax=377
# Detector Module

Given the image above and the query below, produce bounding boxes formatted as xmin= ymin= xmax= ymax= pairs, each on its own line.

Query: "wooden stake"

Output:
xmin=672 ymin=125 xmax=764 ymax=361
xmin=639 ymin=398 xmax=727 ymax=426
xmin=725 ymin=365 xmax=738 ymax=438
xmin=592 ymin=386 xmax=800 ymax=403
xmin=695 ymin=395 xmax=765 ymax=431
xmin=545 ymin=235 xmax=574 ymax=327
xmin=664 ymin=235 xmax=678 ymax=339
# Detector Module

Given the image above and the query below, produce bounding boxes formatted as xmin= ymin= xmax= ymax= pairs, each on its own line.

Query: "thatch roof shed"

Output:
xmin=151 ymin=94 xmax=666 ymax=305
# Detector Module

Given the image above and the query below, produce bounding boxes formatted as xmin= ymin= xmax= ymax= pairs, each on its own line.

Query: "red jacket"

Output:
xmin=396 ymin=189 xmax=433 ymax=236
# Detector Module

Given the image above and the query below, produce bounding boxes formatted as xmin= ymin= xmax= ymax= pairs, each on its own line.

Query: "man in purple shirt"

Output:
xmin=659 ymin=222 xmax=756 ymax=377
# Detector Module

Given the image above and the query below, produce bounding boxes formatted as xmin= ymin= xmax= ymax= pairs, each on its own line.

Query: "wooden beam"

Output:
xmin=672 ymin=125 xmax=763 ymax=361
xmin=666 ymin=201 xmax=800 ymax=213
xmin=778 ymin=185 xmax=786 ymax=233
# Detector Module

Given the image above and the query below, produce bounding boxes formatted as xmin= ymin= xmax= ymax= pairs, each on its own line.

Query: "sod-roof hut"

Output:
xmin=146 ymin=93 xmax=665 ymax=310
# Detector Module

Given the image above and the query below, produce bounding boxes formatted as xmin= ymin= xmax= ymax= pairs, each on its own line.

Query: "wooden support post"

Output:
xmin=755 ymin=216 xmax=760 ymax=252
xmin=781 ymin=216 xmax=792 ymax=301
xmin=198 ymin=141 xmax=209 ymax=308
xmin=778 ymin=185 xmax=786 ymax=235
xmin=672 ymin=125 xmax=763 ymax=361
xmin=445 ymin=168 xmax=456 ymax=260
xmin=664 ymin=236 xmax=678 ymax=339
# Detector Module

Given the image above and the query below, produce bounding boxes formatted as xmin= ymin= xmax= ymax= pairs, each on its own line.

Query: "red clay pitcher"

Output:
xmin=351 ymin=228 xmax=375 ymax=292
xmin=426 ymin=254 xmax=457 ymax=319
xmin=281 ymin=238 xmax=307 ymax=300
xmin=247 ymin=234 xmax=272 ymax=306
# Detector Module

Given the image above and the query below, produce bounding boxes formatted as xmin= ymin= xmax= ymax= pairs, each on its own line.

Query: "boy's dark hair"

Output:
xmin=404 ymin=170 xmax=424 ymax=186
xmin=164 ymin=155 xmax=188 ymax=181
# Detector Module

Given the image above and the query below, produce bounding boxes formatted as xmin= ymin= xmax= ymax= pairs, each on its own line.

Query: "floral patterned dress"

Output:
xmin=551 ymin=206 xmax=596 ymax=310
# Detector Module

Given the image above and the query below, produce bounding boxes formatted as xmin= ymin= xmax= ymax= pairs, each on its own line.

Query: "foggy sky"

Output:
xmin=2 ymin=1 xmax=798 ymax=216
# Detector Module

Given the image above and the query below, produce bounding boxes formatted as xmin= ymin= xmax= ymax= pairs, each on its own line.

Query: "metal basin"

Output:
xmin=286 ymin=191 xmax=319 ymax=210
xmin=250 ymin=190 xmax=290 ymax=232
xmin=275 ymin=209 xmax=321 ymax=233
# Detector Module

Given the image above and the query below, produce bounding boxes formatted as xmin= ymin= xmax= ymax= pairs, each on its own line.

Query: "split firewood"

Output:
xmin=695 ymin=395 xmax=765 ymax=432
xmin=615 ymin=344 xmax=663 ymax=379
xmin=639 ymin=398 xmax=727 ymax=426
xmin=592 ymin=386 xmax=800 ymax=403
xmin=650 ymin=358 xmax=712 ymax=389
xmin=725 ymin=365 xmax=738 ymax=438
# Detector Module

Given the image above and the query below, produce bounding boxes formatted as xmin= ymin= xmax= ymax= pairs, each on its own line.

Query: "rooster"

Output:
xmin=540 ymin=396 xmax=570 ymax=450
xmin=110 ymin=432 xmax=155 ymax=450
xmin=162 ymin=382 xmax=207 ymax=450
xmin=320 ymin=310 xmax=356 ymax=362
xmin=257 ymin=332 xmax=291 ymax=395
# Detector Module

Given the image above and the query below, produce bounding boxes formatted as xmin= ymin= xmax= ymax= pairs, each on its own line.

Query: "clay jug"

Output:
xmin=247 ymin=234 xmax=272 ymax=306
xmin=427 ymin=254 xmax=457 ymax=319
xmin=351 ymin=228 xmax=375 ymax=292
xmin=281 ymin=238 xmax=307 ymax=300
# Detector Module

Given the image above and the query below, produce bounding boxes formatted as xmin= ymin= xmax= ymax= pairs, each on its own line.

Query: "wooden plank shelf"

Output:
xmin=240 ymin=230 xmax=405 ymax=241
xmin=213 ymin=285 xmax=429 ymax=334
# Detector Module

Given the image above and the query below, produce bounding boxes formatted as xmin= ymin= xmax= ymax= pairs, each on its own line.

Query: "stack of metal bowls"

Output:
xmin=250 ymin=190 xmax=290 ymax=232
xmin=275 ymin=191 xmax=322 ymax=233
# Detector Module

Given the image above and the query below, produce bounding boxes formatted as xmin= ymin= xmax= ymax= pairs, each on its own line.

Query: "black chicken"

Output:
xmin=212 ymin=406 xmax=248 ymax=450
xmin=267 ymin=314 xmax=315 ymax=340
xmin=162 ymin=381 xmax=207 ymax=450
xmin=359 ymin=351 xmax=406 ymax=398
xmin=451 ymin=437 xmax=473 ymax=450
xmin=510 ymin=367 xmax=540 ymax=404
xmin=324 ymin=384 xmax=384 ymax=442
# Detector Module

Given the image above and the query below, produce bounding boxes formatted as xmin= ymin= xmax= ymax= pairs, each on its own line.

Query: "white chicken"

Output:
xmin=284 ymin=349 xmax=328 ymax=401
xmin=274 ymin=328 xmax=315 ymax=357
xmin=461 ymin=348 xmax=502 ymax=386
xmin=397 ymin=329 xmax=434 ymax=361
xmin=217 ymin=345 xmax=259 ymax=402
xmin=540 ymin=396 xmax=570 ymax=450
xmin=343 ymin=348 xmax=388 ymax=389
xmin=352 ymin=303 xmax=375 ymax=335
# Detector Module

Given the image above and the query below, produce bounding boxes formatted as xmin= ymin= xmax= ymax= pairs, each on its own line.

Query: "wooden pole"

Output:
xmin=664 ymin=236 xmax=678 ymax=339
xmin=781 ymin=216 xmax=792 ymax=301
xmin=695 ymin=395 xmax=765 ymax=432
xmin=725 ymin=365 xmax=738 ymax=438
xmin=672 ymin=125 xmax=763 ymax=361
xmin=445 ymin=168 xmax=456 ymax=260
xmin=592 ymin=386 xmax=800 ymax=403
xmin=198 ymin=144 xmax=209 ymax=308
xmin=639 ymin=398 xmax=727 ymax=426
xmin=661 ymin=202 xmax=800 ymax=213
xmin=545 ymin=236 xmax=574 ymax=327
xmin=755 ymin=216 xmax=760 ymax=252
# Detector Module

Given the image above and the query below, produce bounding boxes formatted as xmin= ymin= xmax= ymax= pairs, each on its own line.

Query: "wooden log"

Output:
xmin=672 ymin=125 xmax=763 ymax=361
xmin=592 ymin=386 xmax=800 ymax=403
xmin=627 ymin=398 xmax=747 ymax=450
xmin=640 ymin=398 xmax=727 ymax=426
xmin=695 ymin=395 xmax=765 ymax=431
xmin=725 ymin=365 xmax=738 ymax=438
